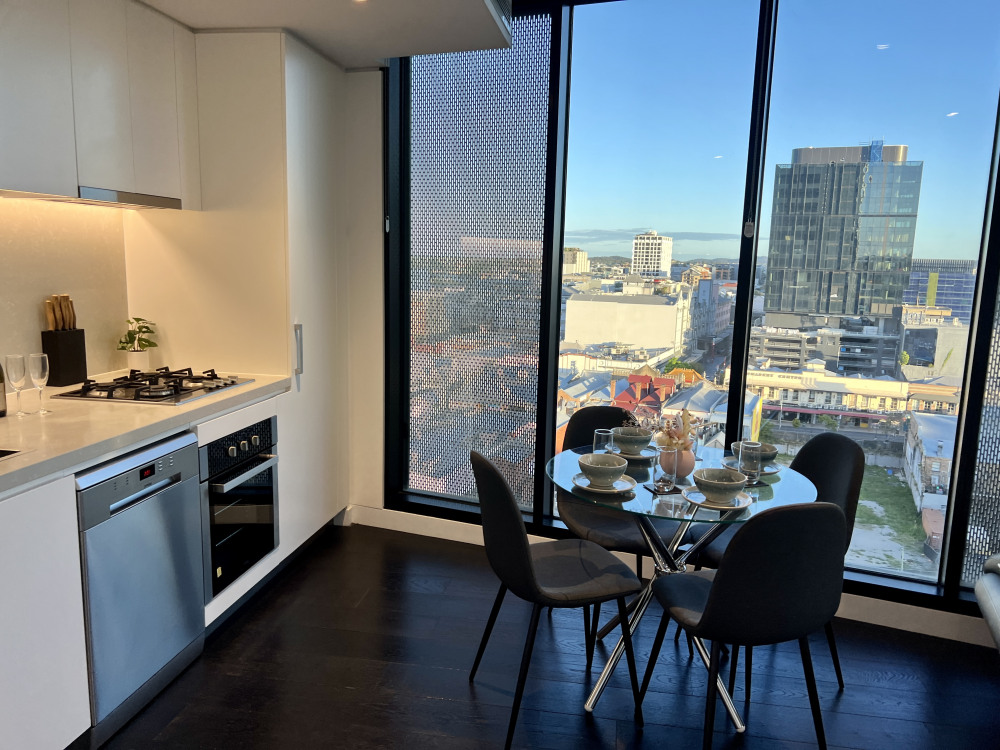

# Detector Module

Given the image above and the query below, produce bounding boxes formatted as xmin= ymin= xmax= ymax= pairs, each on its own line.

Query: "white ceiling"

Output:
xmin=144 ymin=0 xmax=511 ymax=70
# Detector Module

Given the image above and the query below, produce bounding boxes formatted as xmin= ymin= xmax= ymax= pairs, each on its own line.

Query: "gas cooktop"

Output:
xmin=54 ymin=367 xmax=254 ymax=406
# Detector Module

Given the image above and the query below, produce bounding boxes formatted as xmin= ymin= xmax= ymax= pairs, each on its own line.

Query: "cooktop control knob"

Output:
xmin=227 ymin=446 xmax=237 ymax=458
xmin=240 ymin=440 xmax=249 ymax=452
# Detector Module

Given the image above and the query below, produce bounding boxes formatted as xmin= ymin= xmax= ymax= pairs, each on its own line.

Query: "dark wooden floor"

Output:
xmin=103 ymin=524 xmax=1000 ymax=749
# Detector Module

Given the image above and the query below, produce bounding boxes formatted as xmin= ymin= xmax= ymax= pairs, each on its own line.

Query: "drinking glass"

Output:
xmin=740 ymin=441 xmax=762 ymax=484
xmin=29 ymin=353 xmax=50 ymax=414
xmin=655 ymin=446 xmax=677 ymax=494
xmin=593 ymin=428 xmax=614 ymax=454
xmin=5 ymin=355 xmax=26 ymax=417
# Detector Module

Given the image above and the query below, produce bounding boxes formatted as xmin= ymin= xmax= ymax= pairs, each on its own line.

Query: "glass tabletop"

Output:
xmin=546 ymin=445 xmax=817 ymax=524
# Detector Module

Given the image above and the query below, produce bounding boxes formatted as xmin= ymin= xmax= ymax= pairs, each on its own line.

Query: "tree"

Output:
xmin=818 ymin=414 xmax=838 ymax=431
xmin=792 ymin=417 xmax=802 ymax=428
xmin=662 ymin=357 xmax=705 ymax=376
xmin=759 ymin=420 xmax=777 ymax=444
xmin=899 ymin=350 xmax=910 ymax=366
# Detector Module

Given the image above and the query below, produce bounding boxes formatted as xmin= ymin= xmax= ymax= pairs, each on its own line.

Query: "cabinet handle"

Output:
xmin=294 ymin=323 xmax=304 ymax=375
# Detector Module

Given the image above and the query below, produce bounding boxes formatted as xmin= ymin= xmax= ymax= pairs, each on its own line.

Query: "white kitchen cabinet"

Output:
xmin=173 ymin=22 xmax=202 ymax=210
xmin=0 ymin=0 xmax=79 ymax=197
xmin=0 ymin=476 xmax=91 ymax=750
xmin=69 ymin=0 xmax=135 ymax=193
xmin=127 ymin=0 xmax=181 ymax=198
xmin=70 ymin=0 xmax=188 ymax=201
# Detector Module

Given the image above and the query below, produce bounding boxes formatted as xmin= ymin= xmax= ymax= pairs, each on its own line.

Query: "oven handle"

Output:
xmin=210 ymin=455 xmax=278 ymax=493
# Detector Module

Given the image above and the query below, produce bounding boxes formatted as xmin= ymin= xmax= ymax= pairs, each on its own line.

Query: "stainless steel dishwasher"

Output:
xmin=77 ymin=432 xmax=204 ymax=746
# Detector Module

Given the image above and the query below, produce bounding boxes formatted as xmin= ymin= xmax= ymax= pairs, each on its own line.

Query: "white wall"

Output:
xmin=344 ymin=71 xmax=385 ymax=511
xmin=0 ymin=198 xmax=128 ymax=374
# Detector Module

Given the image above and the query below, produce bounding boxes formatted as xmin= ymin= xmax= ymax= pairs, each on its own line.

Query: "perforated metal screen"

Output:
xmin=964 ymin=292 xmax=1000 ymax=584
xmin=407 ymin=15 xmax=552 ymax=507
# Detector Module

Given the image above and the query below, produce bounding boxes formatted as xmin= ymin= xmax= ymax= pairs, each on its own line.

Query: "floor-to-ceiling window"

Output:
xmin=557 ymin=0 xmax=757 ymax=459
xmin=752 ymin=0 xmax=1000 ymax=583
xmin=386 ymin=0 xmax=1000 ymax=606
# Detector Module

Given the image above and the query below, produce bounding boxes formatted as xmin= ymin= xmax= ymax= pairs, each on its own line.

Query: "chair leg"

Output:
xmin=674 ymin=618 xmax=683 ymax=643
xmin=584 ymin=602 xmax=602 ymax=670
xmin=596 ymin=593 xmax=638 ymax=641
xmin=798 ymin=636 xmax=827 ymax=750
xmin=728 ymin=644 xmax=740 ymax=697
xmin=505 ymin=603 xmax=542 ymax=750
xmin=639 ymin=612 xmax=671 ymax=703
xmin=703 ymin=639 xmax=722 ymax=750
xmin=745 ymin=645 xmax=753 ymax=698
xmin=470 ymin=583 xmax=507 ymax=682
xmin=617 ymin=597 xmax=643 ymax=727
xmin=825 ymin=620 xmax=845 ymax=690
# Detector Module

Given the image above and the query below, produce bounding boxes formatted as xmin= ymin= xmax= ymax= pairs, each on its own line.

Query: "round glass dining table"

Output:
xmin=545 ymin=443 xmax=818 ymax=723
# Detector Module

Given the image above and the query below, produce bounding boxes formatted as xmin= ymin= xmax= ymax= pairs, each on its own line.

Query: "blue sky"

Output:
xmin=564 ymin=0 xmax=1000 ymax=261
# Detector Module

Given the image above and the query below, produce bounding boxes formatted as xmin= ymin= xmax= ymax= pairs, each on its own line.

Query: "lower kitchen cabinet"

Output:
xmin=0 ymin=476 xmax=91 ymax=750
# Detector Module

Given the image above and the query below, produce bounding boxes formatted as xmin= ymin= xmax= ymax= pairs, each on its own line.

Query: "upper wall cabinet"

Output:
xmin=0 ymin=0 xmax=79 ymax=197
xmin=70 ymin=0 xmax=184 ymax=202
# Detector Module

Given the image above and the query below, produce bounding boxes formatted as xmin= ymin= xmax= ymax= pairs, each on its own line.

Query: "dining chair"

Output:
xmin=689 ymin=431 xmax=864 ymax=693
xmin=558 ymin=405 xmax=690 ymax=576
xmin=469 ymin=451 xmax=645 ymax=750
xmin=641 ymin=502 xmax=846 ymax=750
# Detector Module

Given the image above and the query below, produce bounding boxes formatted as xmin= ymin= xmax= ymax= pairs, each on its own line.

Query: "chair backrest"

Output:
xmin=470 ymin=451 xmax=540 ymax=602
xmin=790 ymin=432 xmax=865 ymax=549
xmin=563 ymin=405 xmax=633 ymax=452
xmin=699 ymin=503 xmax=846 ymax=647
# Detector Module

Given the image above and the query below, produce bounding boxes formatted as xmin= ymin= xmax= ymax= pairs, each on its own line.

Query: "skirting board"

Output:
xmin=345 ymin=503 xmax=995 ymax=648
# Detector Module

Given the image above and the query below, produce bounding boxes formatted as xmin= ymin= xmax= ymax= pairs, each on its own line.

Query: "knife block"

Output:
xmin=41 ymin=329 xmax=88 ymax=386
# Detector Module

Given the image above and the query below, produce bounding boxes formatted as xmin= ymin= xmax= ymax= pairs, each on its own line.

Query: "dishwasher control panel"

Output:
xmin=77 ymin=433 xmax=199 ymax=531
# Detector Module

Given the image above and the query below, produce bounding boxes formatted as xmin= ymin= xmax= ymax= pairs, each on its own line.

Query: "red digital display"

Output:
xmin=139 ymin=463 xmax=156 ymax=481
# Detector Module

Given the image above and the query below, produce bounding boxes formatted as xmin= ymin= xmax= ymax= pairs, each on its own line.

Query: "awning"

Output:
xmin=762 ymin=404 xmax=890 ymax=420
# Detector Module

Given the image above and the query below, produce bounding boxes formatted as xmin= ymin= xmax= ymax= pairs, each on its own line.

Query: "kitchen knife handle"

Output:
xmin=58 ymin=295 xmax=72 ymax=330
xmin=44 ymin=299 xmax=56 ymax=331
xmin=67 ymin=298 xmax=77 ymax=329
xmin=51 ymin=295 xmax=64 ymax=330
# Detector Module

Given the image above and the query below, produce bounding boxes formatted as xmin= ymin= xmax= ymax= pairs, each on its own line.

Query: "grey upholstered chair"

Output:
xmin=558 ymin=405 xmax=692 ymax=574
xmin=641 ymin=502 xmax=847 ymax=750
xmin=469 ymin=451 xmax=644 ymax=750
xmin=691 ymin=431 xmax=864 ymax=693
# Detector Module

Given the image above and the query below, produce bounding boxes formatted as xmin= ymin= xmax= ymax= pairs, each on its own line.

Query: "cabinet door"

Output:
xmin=0 ymin=0 xmax=78 ymax=197
xmin=70 ymin=0 xmax=135 ymax=192
xmin=127 ymin=0 xmax=181 ymax=199
xmin=174 ymin=23 xmax=202 ymax=209
xmin=0 ymin=476 xmax=91 ymax=749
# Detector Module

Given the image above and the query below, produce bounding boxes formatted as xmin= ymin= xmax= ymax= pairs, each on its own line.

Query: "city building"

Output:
xmin=898 ymin=305 xmax=970 ymax=379
xmin=562 ymin=246 xmax=591 ymax=275
xmin=903 ymin=259 xmax=977 ymax=324
xmin=750 ymin=321 xmax=904 ymax=377
xmin=763 ymin=141 xmax=923 ymax=327
xmin=564 ymin=290 xmax=692 ymax=356
xmin=630 ymin=230 xmax=673 ymax=278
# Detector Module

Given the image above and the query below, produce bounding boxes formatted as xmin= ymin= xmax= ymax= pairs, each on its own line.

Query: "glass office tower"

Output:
xmin=763 ymin=141 xmax=923 ymax=325
xmin=903 ymin=259 xmax=977 ymax=324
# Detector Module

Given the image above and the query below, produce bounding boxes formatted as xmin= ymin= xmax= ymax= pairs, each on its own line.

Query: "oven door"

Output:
xmin=202 ymin=452 xmax=279 ymax=602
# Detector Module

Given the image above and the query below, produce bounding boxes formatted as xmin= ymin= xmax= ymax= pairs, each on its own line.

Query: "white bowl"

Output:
xmin=578 ymin=452 xmax=628 ymax=487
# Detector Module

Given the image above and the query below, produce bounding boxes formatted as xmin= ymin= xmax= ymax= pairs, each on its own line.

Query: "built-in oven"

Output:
xmin=199 ymin=416 xmax=278 ymax=601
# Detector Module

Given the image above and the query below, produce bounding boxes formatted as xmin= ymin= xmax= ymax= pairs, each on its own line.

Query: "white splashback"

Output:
xmin=0 ymin=198 xmax=128 ymax=376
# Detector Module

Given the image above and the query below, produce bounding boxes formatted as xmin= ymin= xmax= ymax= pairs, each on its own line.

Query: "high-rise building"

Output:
xmin=903 ymin=259 xmax=977 ymax=324
xmin=631 ymin=230 xmax=672 ymax=278
xmin=763 ymin=141 xmax=923 ymax=326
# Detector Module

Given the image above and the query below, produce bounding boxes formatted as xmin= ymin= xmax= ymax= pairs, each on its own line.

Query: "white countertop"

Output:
xmin=0 ymin=374 xmax=291 ymax=502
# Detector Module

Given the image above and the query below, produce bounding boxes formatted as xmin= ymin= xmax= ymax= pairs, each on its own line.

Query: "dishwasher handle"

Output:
xmin=210 ymin=455 xmax=278 ymax=493
xmin=109 ymin=477 xmax=174 ymax=515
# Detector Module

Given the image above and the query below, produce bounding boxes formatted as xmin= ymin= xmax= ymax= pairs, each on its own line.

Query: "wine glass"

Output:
xmin=5 ymin=355 xmax=26 ymax=417
xmin=740 ymin=441 xmax=762 ymax=484
xmin=593 ymin=428 xmax=614 ymax=454
xmin=29 ymin=353 xmax=50 ymax=414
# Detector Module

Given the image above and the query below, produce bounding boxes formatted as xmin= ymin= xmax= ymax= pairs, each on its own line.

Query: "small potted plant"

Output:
xmin=117 ymin=317 xmax=158 ymax=372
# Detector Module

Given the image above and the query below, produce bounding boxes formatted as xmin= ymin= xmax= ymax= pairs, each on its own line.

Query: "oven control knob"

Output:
xmin=227 ymin=446 xmax=237 ymax=458
xmin=251 ymin=435 xmax=260 ymax=447
xmin=240 ymin=440 xmax=249 ymax=452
